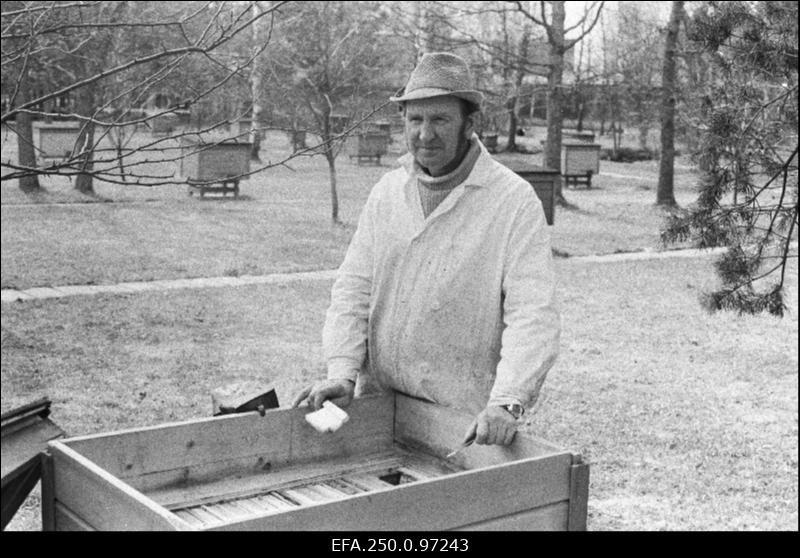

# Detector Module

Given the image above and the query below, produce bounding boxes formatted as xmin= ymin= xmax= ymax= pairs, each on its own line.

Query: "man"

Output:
xmin=293 ymin=52 xmax=560 ymax=448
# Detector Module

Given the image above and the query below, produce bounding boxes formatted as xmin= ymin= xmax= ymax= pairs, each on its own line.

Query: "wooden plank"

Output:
xmin=53 ymin=502 xmax=95 ymax=532
xmin=452 ymin=501 xmax=569 ymax=531
xmin=209 ymin=501 xmax=250 ymax=521
xmin=61 ymin=395 xmax=393 ymax=490
xmin=289 ymin=394 xmax=395 ymax=462
xmin=0 ymin=397 xmax=51 ymax=429
xmin=188 ymin=506 xmax=225 ymax=526
xmin=323 ymin=478 xmax=367 ymax=496
xmin=282 ymin=487 xmax=324 ymax=505
xmin=49 ymin=441 xmax=191 ymax=531
xmin=1 ymin=417 xmax=64 ymax=483
xmin=63 ymin=408 xmax=294 ymax=481
xmin=232 ymin=498 xmax=268 ymax=515
xmin=343 ymin=473 xmax=395 ymax=492
xmin=151 ymin=451 xmax=401 ymax=508
xmin=41 ymin=453 xmax=55 ymax=531
xmin=567 ymin=459 xmax=590 ymax=531
xmin=1 ymin=457 xmax=41 ymax=530
xmin=394 ymin=393 xmax=567 ymax=468
xmin=128 ymin=451 xmax=282 ymax=494
xmin=209 ymin=452 xmax=572 ymax=531
xmin=306 ymin=483 xmax=349 ymax=501
xmin=254 ymin=493 xmax=298 ymax=511
xmin=173 ymin=509 xmax=206 ymax=529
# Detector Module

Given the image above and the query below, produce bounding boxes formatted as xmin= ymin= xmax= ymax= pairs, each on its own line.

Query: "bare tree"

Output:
xmin=614 ymin=2 xmax=665 ymax=153
xmin=264 ymin=1 xmax=403 ymax=223
xmin=513 ymin=1 xmax=605 ymax=205
xmin=385 ymin=3 xmax=548 ymax=153
xmin=1 ymin=1 xmax=288 ymax=191
xmin=502 ymin=13 xmax=532 ymax=152
xmin=656 ymin=1 xmax=684 ymax=208
xmin=248 ymin=1 xmax=271 ymax=162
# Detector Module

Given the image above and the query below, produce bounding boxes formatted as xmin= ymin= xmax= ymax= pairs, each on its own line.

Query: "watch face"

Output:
xmin=505 ymin=404 xmax=523 ymax=419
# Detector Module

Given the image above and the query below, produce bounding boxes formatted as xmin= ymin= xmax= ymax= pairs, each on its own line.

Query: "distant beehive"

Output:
xmin=180 ymin=139 xmax=251 ymax=182
xmin=347 ymin=132 xmax=389 ymax=165
xmin=36 ymin=123 xmax=81 ymax=161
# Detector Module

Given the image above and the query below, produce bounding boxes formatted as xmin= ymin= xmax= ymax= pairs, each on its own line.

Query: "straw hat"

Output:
xmin=390 ymin=52 xmax=484 ymax=109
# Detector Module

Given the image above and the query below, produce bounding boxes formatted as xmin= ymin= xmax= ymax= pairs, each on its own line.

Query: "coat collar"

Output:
xmin=398 ymin=133 xmax=496 ymax=189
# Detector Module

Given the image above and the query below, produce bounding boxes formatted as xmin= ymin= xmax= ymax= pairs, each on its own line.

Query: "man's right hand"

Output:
xmin=291 ymin=378 xmax=355 ymax=410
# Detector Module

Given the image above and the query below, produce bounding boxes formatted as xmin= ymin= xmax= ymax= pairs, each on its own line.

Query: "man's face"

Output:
xmin=404 ymin=96 xmax=474 ymax=177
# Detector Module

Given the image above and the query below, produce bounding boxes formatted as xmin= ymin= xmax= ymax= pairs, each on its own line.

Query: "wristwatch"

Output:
xmin=501 ymin=403 xmax=525 ymax=420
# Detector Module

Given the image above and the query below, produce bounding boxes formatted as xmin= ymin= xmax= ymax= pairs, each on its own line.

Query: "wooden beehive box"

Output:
xmin=150 ymin=114 xmax=177 ymax=137
xmin=562 ymin=142 xmax=601 ymax=176
xmin=347 ymin=133 xmax=389 ymax=163
xmin=180 ymin=139 xmax=251 ymax=182
xmin=506 ymin=162 xmax=560 ymax=226
xmin=36 ymin=124 xmax=81 ymax=161
xmin=42 ymin=393 xmax=588 ymax=531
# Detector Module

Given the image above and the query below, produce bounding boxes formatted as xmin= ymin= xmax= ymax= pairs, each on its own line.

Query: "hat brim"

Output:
xmin=390 ymin=87 xmax=483 ymax=108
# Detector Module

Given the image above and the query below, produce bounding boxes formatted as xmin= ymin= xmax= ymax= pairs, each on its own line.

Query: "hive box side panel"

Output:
xmin=41 ymin=453 xmax=55 ymax=531
xmin=60 ymin=395 xmax=394 ymax=491
xmin=568 ymin=460 xmax=590 ymax=531
xmin=53 ymin=502 xmax=96 ymax=531
xmin=394 ymin=394 xmax=566 ymax=468
xmin=452 ymin=501 xmax=569 ymax=531
xmin=207 ymin=457 xmax=572 ymax=531
xmin=209 ymin=453 xmax=572 ymax=531
xmin=63 ymin=409 xmax=294 ymax=481
xmin=49 ymin=441 xmax=191 ymax=531
xmin=290 ymin=395 xmax=395 ymax=462
xmin=181 ymin=145 xmax=200 ymax=178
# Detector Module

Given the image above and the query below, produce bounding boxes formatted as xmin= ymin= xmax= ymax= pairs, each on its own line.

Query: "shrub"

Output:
xmin=600 ymin=147 xmax=658 ymax=162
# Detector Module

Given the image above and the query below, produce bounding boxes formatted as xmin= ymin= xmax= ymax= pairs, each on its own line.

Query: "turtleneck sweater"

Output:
xmin=415 ymin=138 xmax=481 ymax=218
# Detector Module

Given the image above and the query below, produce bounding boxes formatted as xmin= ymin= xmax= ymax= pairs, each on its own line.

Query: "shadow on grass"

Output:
xmin=192 ymin=194 xmax=256 ymax=202
xmin=18 ymin=185 xmax=115 ymax=205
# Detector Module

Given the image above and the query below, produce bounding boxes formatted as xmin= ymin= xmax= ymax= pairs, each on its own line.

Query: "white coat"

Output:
xmin=323 ymin=139 xmax=560 ymax=415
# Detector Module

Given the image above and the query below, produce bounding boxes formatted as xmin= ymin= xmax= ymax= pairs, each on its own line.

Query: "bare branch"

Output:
xmin=1 ymin=1 xmax=289 ymax=123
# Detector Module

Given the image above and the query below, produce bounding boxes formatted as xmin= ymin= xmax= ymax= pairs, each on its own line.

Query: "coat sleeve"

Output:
xmin=488 ymin=191 xmax=560 ymax=410
xmin=322 ymin=189 xmax=377 ymax=384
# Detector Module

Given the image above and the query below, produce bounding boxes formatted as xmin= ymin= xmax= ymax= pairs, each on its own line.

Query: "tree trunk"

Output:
xmin=656 ymin=1 xmax=682 ymax=207
xmin=576 ymin=98 xmax=585 ymax=131
xmin=638 ymin=125 xmax=649 ymax=150
xmin=74 ymin=89 xmax=96 ymax=194
xmin=506 ymin=26 xmax=530 ymax=153
xmin=326 ymin=151 xmax=339 ymax=223
xmin=506 ymin=98 xmax=518 ymax=151
xmin=15 ymin=75 xmax=41 ymax=192
xmin=249 ymin=2 xmax=268 ymax=162
xmin=545 ymin=1 xmax=568 ymax=205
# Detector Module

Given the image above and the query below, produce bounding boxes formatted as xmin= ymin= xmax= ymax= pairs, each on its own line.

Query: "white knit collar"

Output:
xmin=399 ymin=133 xmax=495 ymax=189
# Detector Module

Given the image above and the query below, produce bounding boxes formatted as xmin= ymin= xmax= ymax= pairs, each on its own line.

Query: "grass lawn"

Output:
xmin=2 ymin=127 xmax=797 ymax=531
xmin=2 ymin=129 xmax=700 ymax=290
xmin=2 ymin=255 xmax=797 ymax=531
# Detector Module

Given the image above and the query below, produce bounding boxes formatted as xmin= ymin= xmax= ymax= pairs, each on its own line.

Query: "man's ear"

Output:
xmin=464 ymin=112 xmax=478 ymax=139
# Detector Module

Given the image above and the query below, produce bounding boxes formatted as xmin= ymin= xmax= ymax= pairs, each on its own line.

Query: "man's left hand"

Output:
xmin=464 ymin=405 xmax=519 ymax=447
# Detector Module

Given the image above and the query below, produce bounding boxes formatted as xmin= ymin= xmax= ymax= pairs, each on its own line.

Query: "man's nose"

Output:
xmin=419 ymin=121 xmax=435 ymax=142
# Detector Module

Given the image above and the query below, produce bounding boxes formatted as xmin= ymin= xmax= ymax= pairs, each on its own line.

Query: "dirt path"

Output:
xmin=1 ymin=246 xmax=744 ymax=303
